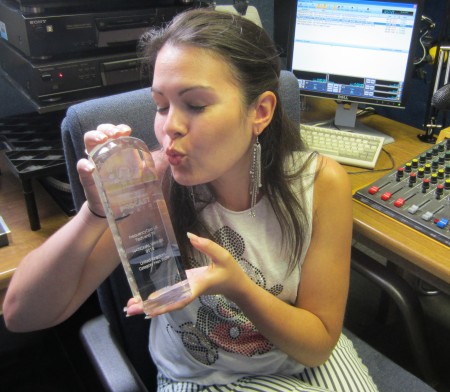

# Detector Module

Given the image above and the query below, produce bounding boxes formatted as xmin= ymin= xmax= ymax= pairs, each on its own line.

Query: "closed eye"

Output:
xmin=188 ymin=105 xmax=206 ymax=112
xmin=156 ymin=106 xmax=169 ymax=114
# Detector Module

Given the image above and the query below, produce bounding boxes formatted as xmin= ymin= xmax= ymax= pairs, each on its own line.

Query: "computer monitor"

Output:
xmin=285 ymin=0 xmax=424 ymax=143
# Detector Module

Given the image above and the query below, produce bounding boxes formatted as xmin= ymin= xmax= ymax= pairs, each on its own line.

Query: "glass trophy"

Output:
xmin=89 ymin=136 xmax=191 ymax=315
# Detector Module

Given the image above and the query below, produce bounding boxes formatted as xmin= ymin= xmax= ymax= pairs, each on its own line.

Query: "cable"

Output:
xmin=40 ymin=176 xmax=72 ymax=192
xmin=414 ymin=15 xmax=436 ymax=66
xmin=356 ymin=107 xmax=376 ymax=118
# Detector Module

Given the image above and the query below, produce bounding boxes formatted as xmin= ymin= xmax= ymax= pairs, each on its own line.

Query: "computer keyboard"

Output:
xmin=300 ymin=124 xmax=385 ymax=169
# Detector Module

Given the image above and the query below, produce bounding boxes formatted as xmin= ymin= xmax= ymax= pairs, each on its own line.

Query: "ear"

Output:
xmin=252 ymin=91 xmax=276 ymax=136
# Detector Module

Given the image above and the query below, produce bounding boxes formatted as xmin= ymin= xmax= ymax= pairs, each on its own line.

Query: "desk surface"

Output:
xmin=0 ymin=152 xmax=70 ymax=311
xmin=1 ymin=99 xmax=449 ymax=312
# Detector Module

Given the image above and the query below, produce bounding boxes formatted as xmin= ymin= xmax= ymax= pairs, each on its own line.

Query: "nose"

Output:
xmin=163 ymin=107 xmax=188 ymax=140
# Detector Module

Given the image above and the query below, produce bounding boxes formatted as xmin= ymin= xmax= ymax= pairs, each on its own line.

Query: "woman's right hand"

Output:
xmin=76 ymin=124 xmax=132 ymax=217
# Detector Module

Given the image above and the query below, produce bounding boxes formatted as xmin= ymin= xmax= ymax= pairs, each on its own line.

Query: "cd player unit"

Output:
xmin=0 ymin=38 xmax=148 ymax=106
xmin=0 ymin=0 xmax=192 ymax=59
xmin=10 ymin=0 xmax=196 ymax=15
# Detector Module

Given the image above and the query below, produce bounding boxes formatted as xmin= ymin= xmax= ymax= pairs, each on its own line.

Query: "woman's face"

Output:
xmin=151 ymin=44 xmax=256 ymax=189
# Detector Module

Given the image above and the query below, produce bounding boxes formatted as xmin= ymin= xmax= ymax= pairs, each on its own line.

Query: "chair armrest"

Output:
xmin=80 ymin=315 xmax=149 ymax=392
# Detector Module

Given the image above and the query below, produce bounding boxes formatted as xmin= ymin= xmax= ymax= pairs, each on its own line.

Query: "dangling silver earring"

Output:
xmin=189 ymin=186 xmax=196 ymax=205
xmin=249 ymin=136 xmax=262 ymax=217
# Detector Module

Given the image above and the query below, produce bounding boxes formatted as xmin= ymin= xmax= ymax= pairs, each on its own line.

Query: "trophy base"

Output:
xmin=143 ymin=279 xmax=191 ymax=315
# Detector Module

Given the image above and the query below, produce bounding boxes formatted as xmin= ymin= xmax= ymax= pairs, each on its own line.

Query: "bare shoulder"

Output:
xmin=314 ymin=155 xmax=352 ymax=200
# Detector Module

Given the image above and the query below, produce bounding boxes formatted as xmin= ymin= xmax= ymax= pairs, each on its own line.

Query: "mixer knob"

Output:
xmin=445 ymin=179 xmax=450 ymax=190
xmin=411 ymin=158 xmax=419 ymax=168
xmin=445 ymin=151 xmax=450 ymax=161
xmin=405 ymin=162 xmax=412 ymax=172
xmin=432 ymin=160 xmax=439 ymax=169
xmin=408 ymin=204 xmax=419 ymax=214
xmin=421 ymin=211 xmax=433 ymax=221
xmin=381 ymin=192 xmax=392 ymax=201
xmin=422 ymin=178 xmax=430 ymax=192
xmin=424 ymin=163 xmax=431 ymax=173
xmin=438 ymin=169 xmax=445 ymax=179
xmin=417 ymin=167 xmax=425 ymax=178
xmin=369 ymin=186 xmax=379 ymax=194
xmin=419 ymin=154 xmax=427 ymax=163
xmin=438 ymin=143 xmax=445 ymax=152
xmin=396 ymin=167 xmax=404 ymax=180
xmin=435 ymin=184 xmax=444 ymax=198
xmin=432 ymin=147 xmax=439 ymax=156
xmin=431 ymin=173 xmax=438 ymax=184
xmin=436 ymin=218 xmax=449 ymax=229
xmin=409 ymin=173 xmax=417 ymax=186
xmin=394 ymin=198 xmax=405 ymax=207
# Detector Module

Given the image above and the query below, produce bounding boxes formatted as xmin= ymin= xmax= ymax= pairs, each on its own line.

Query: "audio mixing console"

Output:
xmin=353 ymin=138 xmax=450 ymax=247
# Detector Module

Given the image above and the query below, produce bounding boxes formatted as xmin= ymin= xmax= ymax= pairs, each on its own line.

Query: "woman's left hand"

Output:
xmin=124 ymin=233 xmax=250 ymax=318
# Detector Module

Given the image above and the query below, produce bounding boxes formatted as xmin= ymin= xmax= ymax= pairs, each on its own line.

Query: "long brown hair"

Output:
xmin=139 ymin=8 xmax=314 ymax=272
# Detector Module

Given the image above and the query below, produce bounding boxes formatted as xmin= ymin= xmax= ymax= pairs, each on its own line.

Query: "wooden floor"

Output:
xmin=0 ymin=151 xmax=70 ymax=311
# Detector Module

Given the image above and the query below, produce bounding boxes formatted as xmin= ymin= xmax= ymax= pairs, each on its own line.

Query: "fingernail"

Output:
xmin=187 ymin=232 xmax=206 ymax=246
xmin=123 ymin=306 xmax=128 ymax=313
xmin=187 ymin=232 xmax=199 ymax=241
xmin=85 ymin=162 xmax=95 ymax=172
xmin=95 ymin=132 xmax=107 ymax=141
xmin=144 ymin=315 xmax=152 ymax=320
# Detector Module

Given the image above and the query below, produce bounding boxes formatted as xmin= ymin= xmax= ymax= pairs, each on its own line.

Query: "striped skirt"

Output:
xmin=157 ymin=334 xmax=379 ymax=392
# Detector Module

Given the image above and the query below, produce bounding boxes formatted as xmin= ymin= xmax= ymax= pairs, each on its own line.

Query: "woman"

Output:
xmin=4 ymin=8 xmax=377 ymax=392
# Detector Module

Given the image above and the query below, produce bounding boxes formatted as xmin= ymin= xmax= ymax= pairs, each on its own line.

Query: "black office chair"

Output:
xmin=61 ymin=70 xmax=437 ymax=392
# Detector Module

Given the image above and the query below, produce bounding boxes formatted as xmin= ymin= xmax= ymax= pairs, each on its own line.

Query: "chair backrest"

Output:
xmin=61 ymin=69 xmax=300 ymax=388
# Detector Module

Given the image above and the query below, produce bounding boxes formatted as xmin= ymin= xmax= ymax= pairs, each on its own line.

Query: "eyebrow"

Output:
xmin=151 ymin=86 xmax=214 ymax=96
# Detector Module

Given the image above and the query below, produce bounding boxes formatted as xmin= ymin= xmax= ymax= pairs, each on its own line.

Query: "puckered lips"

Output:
xmin=166 ymin=146 xmax=185 ymax=166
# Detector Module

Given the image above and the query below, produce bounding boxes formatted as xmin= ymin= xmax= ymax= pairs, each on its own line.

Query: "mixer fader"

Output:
xmin=353 ymin=138 xmax=450 ymax=247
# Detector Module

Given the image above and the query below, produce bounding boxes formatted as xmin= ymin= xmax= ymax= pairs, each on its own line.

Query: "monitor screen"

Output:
xmin=285 ymin=0 xmax=424 ymax=141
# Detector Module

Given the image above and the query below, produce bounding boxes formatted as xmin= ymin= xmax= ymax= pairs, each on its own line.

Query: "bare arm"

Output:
xmin=3 ymin=124 xmax=139 ymax=332
xmin=3 ymin=202 xmax=118 ymax=332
